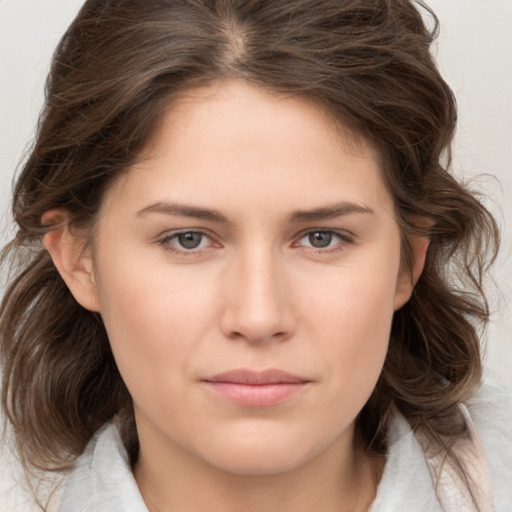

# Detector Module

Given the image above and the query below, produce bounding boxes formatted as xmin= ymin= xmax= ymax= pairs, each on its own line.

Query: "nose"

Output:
xmin=220 ymin=248 xmax=296 ymax=344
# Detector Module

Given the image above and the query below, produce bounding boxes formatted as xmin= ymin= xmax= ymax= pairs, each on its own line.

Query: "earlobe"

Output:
xmin=394 ymin=236 xmax=430 ymax=311
xmin=42 ymin=210 xmax=100 ymax=312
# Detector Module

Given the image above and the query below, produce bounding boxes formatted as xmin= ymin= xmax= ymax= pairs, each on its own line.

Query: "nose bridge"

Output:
xmin=221 ymin=243 xmax=293 ymax=343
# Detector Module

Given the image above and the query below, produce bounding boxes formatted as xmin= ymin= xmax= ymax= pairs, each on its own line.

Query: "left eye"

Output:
xmin=297 ymin=230 xmax=347 ymax=249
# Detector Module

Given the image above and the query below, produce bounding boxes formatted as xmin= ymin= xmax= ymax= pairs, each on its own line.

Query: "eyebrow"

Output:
xmin=288 ymin=202 xmax=374 ymax=223
xmin=135 ymin=200 xmax=374 ymax=224
xmin=136 ymin=201 xmax=230 ymax=224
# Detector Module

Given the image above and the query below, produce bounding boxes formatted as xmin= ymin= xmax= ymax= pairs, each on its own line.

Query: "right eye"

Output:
xmin=158 ymin=230 xmax=214 ymax=253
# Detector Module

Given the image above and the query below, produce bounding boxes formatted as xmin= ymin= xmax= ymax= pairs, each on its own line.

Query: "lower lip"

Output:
xmin=203 ymin=382 xmax=309 ymax=407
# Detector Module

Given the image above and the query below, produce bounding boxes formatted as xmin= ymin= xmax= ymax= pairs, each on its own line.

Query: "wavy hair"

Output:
xmin=1 ymin=0 xmax=499 ymax=500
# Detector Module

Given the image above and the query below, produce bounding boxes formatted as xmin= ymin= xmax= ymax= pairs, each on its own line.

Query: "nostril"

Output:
xmin=227 ymin=328 xmax=290 ymax=345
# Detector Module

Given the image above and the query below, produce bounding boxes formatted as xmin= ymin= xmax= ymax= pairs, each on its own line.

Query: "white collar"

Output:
xmin=59 ymin=405 xmax=493 ymax=512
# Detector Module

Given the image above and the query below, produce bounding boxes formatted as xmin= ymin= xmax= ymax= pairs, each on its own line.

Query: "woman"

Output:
xmin=1 ymin=0 xmax=510 ymax=511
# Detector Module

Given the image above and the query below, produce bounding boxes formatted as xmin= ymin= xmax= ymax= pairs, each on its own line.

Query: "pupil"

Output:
xmin=178 ymin=232 xmax=202 ymax=249
xmin=309 ymin=231 xmax=332 ymax=248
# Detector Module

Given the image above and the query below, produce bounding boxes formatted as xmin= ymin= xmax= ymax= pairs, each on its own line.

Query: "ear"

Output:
xmin=394 ymin=236 xmax=430 ymax=311
xmin=42 ymin=210 xmax=100 ymax=312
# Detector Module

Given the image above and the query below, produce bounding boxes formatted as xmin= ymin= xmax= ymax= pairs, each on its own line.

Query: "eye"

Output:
xmin=306 ymin=231 xmax=334 ymax=248
xmin=175 ymin=231 xmax=204 ymax=249
xmin=158 ymin=230 xmax=214 ymax=253
xmin=294 ymin=230 xmax=352 ymax=252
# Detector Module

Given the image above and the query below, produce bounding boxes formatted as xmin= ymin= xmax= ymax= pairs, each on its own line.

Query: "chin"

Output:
xmin=194 ymin=427 xmax=329 ymax=477
xmin=205 ymin=450 xmax=310 ymax=477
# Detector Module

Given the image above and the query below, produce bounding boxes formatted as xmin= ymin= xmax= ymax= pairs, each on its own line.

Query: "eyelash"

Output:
xmin=157 ymin=229 xmax=354 ymax=255
xmin=157 ymin=230 xmax=217 ymax=255
xmin=293 ymin=230 xmax=354 ymax=254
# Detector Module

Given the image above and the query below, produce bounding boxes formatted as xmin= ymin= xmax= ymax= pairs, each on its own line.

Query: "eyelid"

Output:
xmin=292 ymin=228 xmax=355 ymax=251
xmin=155 ymin=227 xmax=355 ymax=255
xmin=157 ymin=228 xmax=220 ymax=254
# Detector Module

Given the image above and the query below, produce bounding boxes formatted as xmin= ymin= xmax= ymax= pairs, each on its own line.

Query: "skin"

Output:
xmin=44 ymin=81 xmax=427 ymax=512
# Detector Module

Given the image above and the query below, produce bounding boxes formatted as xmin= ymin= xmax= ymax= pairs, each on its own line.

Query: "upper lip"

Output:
xmin=203 ymin=369 xmax=310 ymax=385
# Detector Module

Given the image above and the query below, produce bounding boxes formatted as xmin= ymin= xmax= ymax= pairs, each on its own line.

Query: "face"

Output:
xmin=87 ymin=81 xmax=413 ymax=475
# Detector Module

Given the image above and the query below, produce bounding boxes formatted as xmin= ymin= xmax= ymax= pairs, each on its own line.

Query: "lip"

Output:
xmin=201 ymin=369 xmax=311 ymax=407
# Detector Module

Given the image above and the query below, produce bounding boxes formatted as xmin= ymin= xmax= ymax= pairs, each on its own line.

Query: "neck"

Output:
xmin=134 ymin=429 xmax=383 ymax=512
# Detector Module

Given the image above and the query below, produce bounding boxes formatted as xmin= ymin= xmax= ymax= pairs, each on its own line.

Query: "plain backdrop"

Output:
xmin=1 ymin=1 xmax=511 ymax=511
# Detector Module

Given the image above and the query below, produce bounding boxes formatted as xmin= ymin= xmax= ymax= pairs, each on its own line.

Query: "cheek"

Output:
xmin=94 ymin=254 xmax=219 ymax=396
xmin=306 ymin=245 xmax=399 ymax=336
xmin=303 ymin=252 xmax=399 ymax=399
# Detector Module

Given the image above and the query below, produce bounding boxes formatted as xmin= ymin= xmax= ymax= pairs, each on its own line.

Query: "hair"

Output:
xmin=0 ymin=0 xmax=499 ymax=502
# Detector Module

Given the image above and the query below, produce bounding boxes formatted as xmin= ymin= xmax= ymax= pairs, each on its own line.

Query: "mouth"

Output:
xmin=201 ymin=369 xmax=312 ymax=407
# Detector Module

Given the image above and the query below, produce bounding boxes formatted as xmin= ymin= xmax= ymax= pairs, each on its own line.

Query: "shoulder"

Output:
xmin=59 ymin=419 xmax=148 ymax=512
xmin=370 ymin=385 xmax=512 ymax=512
xmin=465 ymin=384 xmax=512 ymax=511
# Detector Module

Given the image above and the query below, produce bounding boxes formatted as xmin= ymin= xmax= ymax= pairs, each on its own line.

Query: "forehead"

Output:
xmin=145 ymin=80 xmax=379 ymax=160
xmin=101 ymin=80 xmax=391 ymax=218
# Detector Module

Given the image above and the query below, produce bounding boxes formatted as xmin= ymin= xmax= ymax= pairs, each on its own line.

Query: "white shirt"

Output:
xmin=59 ymin=385 xmax=512 ymax=511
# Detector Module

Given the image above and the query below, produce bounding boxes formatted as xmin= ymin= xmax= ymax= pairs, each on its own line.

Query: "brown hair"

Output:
xmin=1 ymin=0 xmax=499 ymax=496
